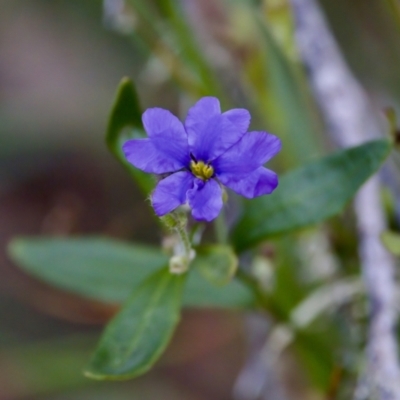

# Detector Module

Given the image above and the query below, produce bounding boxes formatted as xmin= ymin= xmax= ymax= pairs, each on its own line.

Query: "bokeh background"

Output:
xmin=1 ymin=0 xmax=400 ymax=399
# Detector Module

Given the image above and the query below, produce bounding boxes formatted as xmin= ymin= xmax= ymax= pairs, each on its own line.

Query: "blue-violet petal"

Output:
xmin=218 ymin=167 xmax=278 ymax=199
xmin=123 ymin=138 xmax=186 ymax=174
xmin=213 ymin=131 xmax=281 ymax=175
xmin=187 ymin=178 xmax=223 ymax=221
xmin=152 ymin=171 xmax=194 ymax=216
xmin=143 ymin=107 xmax=189 ymax=163
xmin=222 ymin=108 xmax=251 ymax=133
xmin=187 ymin=114 xmax=244 ymax=162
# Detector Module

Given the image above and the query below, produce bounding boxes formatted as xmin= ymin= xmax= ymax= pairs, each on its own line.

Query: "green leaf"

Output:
xmin=152 ymin=0 xmax=223 ymax=97
xmin=192 ymin=245 xmax=238 ymax=287
xmin=293 ymin=329 xmax=336 ymax=390
xmin=381 ymin=231 xmax=400 ymax=255
xmin=232 ymin=140 xmax=392 ymax=251
xmin=106 ymin=77 xmax=142 ymax=149
xmin=8 ymin=237 xmax=255 ymax=308
xmin=243 ymin=14 xmax=322 ymax=168
xmin=256 ymin=16 xmax=323 ymax=168
xmin=85 ymin=268 xmax=185 ymax=380
xmin=125 ymin=0 xmax=224 ymax=98
xmin=8 ymin=237 xmax=167 ymax=303
xmin=183 ymin=269 xmax=254 ymax=308
xmin=106 ymin=77 xmax=154 ymax=194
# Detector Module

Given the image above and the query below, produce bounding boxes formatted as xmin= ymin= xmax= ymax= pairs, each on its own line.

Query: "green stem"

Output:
xmin=214 ymin=208 xmax=228 ymax=244
xmin=236 ymin=269 xmax=286 ymax=321
xmin=176 ymin=223 xmax=192 ymax=260
xmin=161 ymin=212 xmax=193 ymax=260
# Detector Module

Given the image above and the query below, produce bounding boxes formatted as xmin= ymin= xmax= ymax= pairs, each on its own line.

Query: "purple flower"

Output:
xmin=123 ymin=97 xmax=281 ymax=222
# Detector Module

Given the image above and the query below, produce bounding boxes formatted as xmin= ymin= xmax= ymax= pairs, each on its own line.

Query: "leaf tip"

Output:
xmin=83 ymin=368 xmax=104 ymax=381
xmin=120 ymin=76 xmax=132 ymax=84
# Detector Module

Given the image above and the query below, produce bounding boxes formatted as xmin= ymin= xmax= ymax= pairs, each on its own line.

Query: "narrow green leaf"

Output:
xmin=293 ymin=329 xmax=336 ymax=390
xmin=8 ymin=237 xmax=167 ymax=303
xmin=152 ymin=0 xmax=224 ymax=97
xmin=126 ymin=0 xmax=224 ymax=98
xmin=106 ymin=77 xmax=154 ymax=194
xmin=106 ymin=77 xmax=143 ymax=149
xmin=85 ymin=268 xmax=185 ymax=380
xmin=232 ymin=140 xmax=392 ymax=251
xmin=381 ymin=231 xmax=400 ymax=255
xmin=192 ymin=245 xmax=238 ymax=287
xmin=8 ymin=237 xmax=255 ymax=308
xmin=256 ymin=17 xmax=323 ymax=167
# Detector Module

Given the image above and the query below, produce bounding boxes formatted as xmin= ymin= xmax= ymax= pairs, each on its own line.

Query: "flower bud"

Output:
xmin=169 ymin=255 xmax=188 ymax=274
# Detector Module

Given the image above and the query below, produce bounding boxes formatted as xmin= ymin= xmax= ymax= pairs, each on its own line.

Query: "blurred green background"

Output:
xmin=1 ymin=0 xmax=400 ymax=399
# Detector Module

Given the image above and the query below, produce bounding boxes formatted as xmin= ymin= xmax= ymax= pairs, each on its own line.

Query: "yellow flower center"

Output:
xmin=190 ymin=160 xmax=214 ymax=181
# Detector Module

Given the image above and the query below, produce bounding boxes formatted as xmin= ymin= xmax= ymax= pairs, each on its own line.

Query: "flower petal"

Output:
xmin=187 ymin=178 xmax=223 ymax=221
xmin=123 ymin=139 xmax=186 ymax=174
xmin=143 ymin=108 xmax=187 ymax=140
xmin=185 ymin=97 xmax=245 ymax=162
xmin=185 ymin=97 xmax=221 ymax=134
xmin=123 ymin=108 xmax=191 ymax=173
xmin=185 ymin=97 xmax=220 ymax=160
xmin=142 ymin=107 xmax=190 ymax=166
xmin=151 ymin=171 xmax=194 ymax=216
xmin=213 ymin=131 xmax=281 ymax=175
xmin=218 ymin=167 xmax=278 ymax=198
xmin=222 ymin=108 xmax=251 ymax=133
xmin=186 ymin=113 xmax=244 ymax=162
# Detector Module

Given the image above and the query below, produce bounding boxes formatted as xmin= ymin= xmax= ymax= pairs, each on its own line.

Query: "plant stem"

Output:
xmin=235 ymin=269 xmax=285 ymax=321
xmin=175 ymin=222 xmax=192 ymax=260
xmin=214 ymin=208 xmax=228 ymax=244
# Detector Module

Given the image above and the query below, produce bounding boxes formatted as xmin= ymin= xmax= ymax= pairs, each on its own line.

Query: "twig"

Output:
xmin=290 ymin=0 xmax=400 ymax=398
xmin=233 ymin=314 xmax=289 ymax=400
